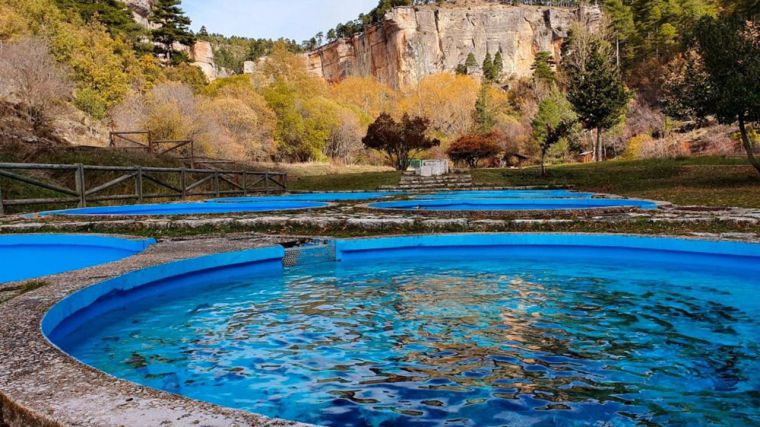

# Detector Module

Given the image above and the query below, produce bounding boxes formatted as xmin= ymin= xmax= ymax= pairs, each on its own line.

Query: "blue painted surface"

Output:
xmin=369 ymin=198 xmax=658 ymax=211
xmin=0 ymin=234 xmax=154 ymax=284
xmin=44 ymin=234 xmax=760 ymax=426
xmin=212 ymin=191 xmax=405 ymax=203
xmin=415 ymin=189 xmax=595 ymax=199
xmin=38 ymin=201 xmax=328 ymax=216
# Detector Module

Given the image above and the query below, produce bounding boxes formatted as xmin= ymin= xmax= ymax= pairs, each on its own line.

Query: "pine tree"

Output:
xmin=492 ymin=50 xmax=504 ymax=80
xmin=465 ymin=52 xmax=478 ymax=68
xmin=198 ymin=25 xmax=209 ymax=38
xmin=150 ymin=0 xmax=196 ymax=63
xmin=531 ymin=51 xmax=555 ymax=83
xmin=565 ymin=39 xmax=629 ymax=162
xmin=482 ymin=52 xmax=494 ymax=81
xmin=472 ymin=83 xmax=496 ymax=134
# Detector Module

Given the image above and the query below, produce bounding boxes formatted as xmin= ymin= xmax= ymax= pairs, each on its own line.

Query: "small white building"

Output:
xmin=416 ymin=160 xmax=450 ymax=177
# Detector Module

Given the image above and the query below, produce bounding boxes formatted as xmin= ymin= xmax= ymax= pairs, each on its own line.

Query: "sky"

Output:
xmin=181 ymin=0 xmax=378 ymax=42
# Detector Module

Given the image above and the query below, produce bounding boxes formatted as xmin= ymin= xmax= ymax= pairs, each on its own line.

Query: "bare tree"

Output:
xmin=0 ymin=37 xmax=72 ymax=130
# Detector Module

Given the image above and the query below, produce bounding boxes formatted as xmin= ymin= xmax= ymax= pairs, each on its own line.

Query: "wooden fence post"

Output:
xmin=213 ymin=172 xmax=220 ymax=198
xmin=135 ymin=166 xmax=144 ymax=203
xmin=0 ymin=187 xmax=5 ymax=215
xmin=242 ymin=172 xmax=248 ymax=196
xmin=180 ymin=168 xmax=187 ymax=199
xmin=74 ymin=164 xmax=86 ymax=207
xmin=264 ymin=172 xmax=270 ymax=194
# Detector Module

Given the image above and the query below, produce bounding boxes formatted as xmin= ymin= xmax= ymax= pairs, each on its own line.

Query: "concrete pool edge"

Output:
xmin=3 ymin=232 xmax=760 ymax=427
xmin=0 ymin=234 xmax=156 ymax=286
xmin=0 ymin=234 xmax=309 ymax=427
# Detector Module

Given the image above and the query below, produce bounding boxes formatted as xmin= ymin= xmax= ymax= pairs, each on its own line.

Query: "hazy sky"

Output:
xmin=181 ymin=0 xmax=378 ymax=41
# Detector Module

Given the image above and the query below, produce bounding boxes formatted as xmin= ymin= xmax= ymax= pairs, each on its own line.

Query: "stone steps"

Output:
xmin=382 ymin=172 xmax=474 ymax=191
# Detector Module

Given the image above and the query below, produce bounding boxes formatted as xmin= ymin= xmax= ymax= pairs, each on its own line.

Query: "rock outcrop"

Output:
xmin=306 ymin=4 xmax=601 ymax=88
xmin=123 ymin=0 xmax=154 ymax=28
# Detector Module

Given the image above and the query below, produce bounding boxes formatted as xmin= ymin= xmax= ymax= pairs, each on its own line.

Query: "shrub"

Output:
xmin=363 ymin=113 xmax=440 ymax=170
xmin=447 ymin=134 xmax=502 ymax=168
xmin=0 ymin=37 xmax=72 ymax=130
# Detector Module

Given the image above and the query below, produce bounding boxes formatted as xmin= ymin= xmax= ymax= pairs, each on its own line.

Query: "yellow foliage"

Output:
xmin=4 ymin=0 xmax=155 ymax=117
xmin=330 ymin=77 xmax=396 ymax=122
xmin=0 ymin=4 xmax=27 ymax=40
xmin=622 ymin=134 xmax=652 ymax=160
xmin=398 ymin=73 xmax=480 ymax=137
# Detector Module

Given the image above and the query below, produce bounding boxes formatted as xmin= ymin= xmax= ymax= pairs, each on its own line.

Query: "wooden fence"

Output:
xmin=0 ymin=162 xmax=287 ymax=214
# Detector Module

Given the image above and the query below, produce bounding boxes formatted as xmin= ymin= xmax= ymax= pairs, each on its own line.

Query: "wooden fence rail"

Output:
xmin=0 ymin=162 xmax=287 ymax=215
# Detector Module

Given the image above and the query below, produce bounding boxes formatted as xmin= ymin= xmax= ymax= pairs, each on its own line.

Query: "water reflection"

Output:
xmin=62 ymin=257 xmax=760 ymax=426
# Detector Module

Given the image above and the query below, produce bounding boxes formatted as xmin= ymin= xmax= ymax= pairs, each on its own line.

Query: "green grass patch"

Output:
xmin=473 ymin=157 xmax=760 ymax=208
xmin=290 ymin=171 xmax=402 ymax=192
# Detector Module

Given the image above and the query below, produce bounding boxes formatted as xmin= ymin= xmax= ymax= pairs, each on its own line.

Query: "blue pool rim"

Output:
xmin=368 ymin=198 xmax=659 ymax=211
xmin=43 ymin=233 xmax=760 ymax=342
xmin=33 ymin=200 xmax=330 ymax=217
xmin=0 ymin=234 xmax=155 ymax=284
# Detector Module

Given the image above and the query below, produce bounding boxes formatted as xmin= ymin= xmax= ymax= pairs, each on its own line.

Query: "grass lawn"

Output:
xmin=290 ymin=171 xmax=401 ymax=192
xmin=472 ymin=157 xmax=760 ymax=208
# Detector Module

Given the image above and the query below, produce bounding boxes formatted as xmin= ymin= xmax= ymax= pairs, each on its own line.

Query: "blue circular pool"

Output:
xmin=212 ymin=191 xmax=404 ymax=203
xmin=44 ymin=234 xmax=760 ymax=426
xmin=0 ymin=234 xmax=154 ymax=284
xmin=415 ymin=189 xmax=595 ymax=199
xmin=38 ymin=200 xmax=328 ymax=216
xmin=370 ymin=198 xmax=658 ymax=211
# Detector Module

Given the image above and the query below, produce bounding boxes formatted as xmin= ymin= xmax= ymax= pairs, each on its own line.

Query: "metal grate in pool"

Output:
xmin=283 ymin=240 xmax=336 ymax=267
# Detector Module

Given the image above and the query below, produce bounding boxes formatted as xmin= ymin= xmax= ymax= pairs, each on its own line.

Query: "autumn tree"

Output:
xmin=447 ymin=133 xmax=502 ymax=168
xmin=362 ymin=113 xmax=440 ymax=170
xmin=564 ymin=35 xmax=629 ymax=161
xmin=532 ymin=89 xmax=577 ymax=176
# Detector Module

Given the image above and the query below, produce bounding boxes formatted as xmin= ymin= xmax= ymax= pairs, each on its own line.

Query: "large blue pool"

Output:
xmin=370 ymin=198 xmax=658 ymax=211
xmin=213 ymin=191 xmax=404 ymax=203
xmin=415 ymin=189 xmax=595 ymax=199
xmin=39 ymin=201 xmax=328 ymax=216
xmin=0 ymin=234 xmax=154 ymax=284
xmin=43 ymin=234 xmax=760 ymax=426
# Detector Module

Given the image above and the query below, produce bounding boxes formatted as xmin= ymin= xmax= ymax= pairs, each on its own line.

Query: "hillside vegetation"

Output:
xmin=0 ymin=0 xmax=757 ymax=184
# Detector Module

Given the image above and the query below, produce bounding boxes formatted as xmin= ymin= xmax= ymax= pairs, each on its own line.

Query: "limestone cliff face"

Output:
xmin=307 ymin=4 xmax=601 ymax=88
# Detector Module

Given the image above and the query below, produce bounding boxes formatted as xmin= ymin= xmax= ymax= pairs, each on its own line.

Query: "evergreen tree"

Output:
xmin=531 ymin=51 xmax=555 ymax=83
xmin=669 ymin=16 xmax=760 ymax=175
xmin=532 ymin=88 xmax=577 ymax=176
xmin=473 ymin=83 xmax=496 ymax=134
xmin=150 ymin=0 xmax=195 ymax=63
xmin=565 ymin=39 xmax=630 ymax=162
xmin=492 ymin=50 xmax=504 ymax=80
xmin=55 ymin=0 xmax=144 ymax=45
xmin=198 ymin=25 xmax=209 ymax=38
xmin=482 ymin=52 xmax=494 ymax=81
xmin=465 ymin=52 xmax=478 ymax=68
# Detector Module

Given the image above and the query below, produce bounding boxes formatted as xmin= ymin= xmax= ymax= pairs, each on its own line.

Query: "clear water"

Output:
xmin=57 ymin=253 xmax=760 ymax=426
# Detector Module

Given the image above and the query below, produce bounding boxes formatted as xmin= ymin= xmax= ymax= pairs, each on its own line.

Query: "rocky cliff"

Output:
xmin=306 ymin=4 xmax=601 ymax=88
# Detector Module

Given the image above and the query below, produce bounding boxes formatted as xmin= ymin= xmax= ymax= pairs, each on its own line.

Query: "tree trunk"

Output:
xmin=595 ymin=128 xmax=603 ymax=162
xmin=738 ymin=115 xmax=760 ymax=176
xmin=540 ymin=151 xmax=546 ymax=177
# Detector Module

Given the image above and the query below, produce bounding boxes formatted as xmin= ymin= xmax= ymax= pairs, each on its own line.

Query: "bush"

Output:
xmin=0 ymin=37 xmax=72 ymax=130
xmin=447 ymin=134 xmax=502 ymax=168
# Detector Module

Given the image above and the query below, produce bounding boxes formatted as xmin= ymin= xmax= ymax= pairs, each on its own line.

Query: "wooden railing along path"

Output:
xmin=0 ymin=162 xmax=287 ymax=214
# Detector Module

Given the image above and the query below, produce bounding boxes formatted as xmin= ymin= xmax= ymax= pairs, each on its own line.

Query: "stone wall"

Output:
xmin=306 ymin=4 xmax=601 ymax=88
